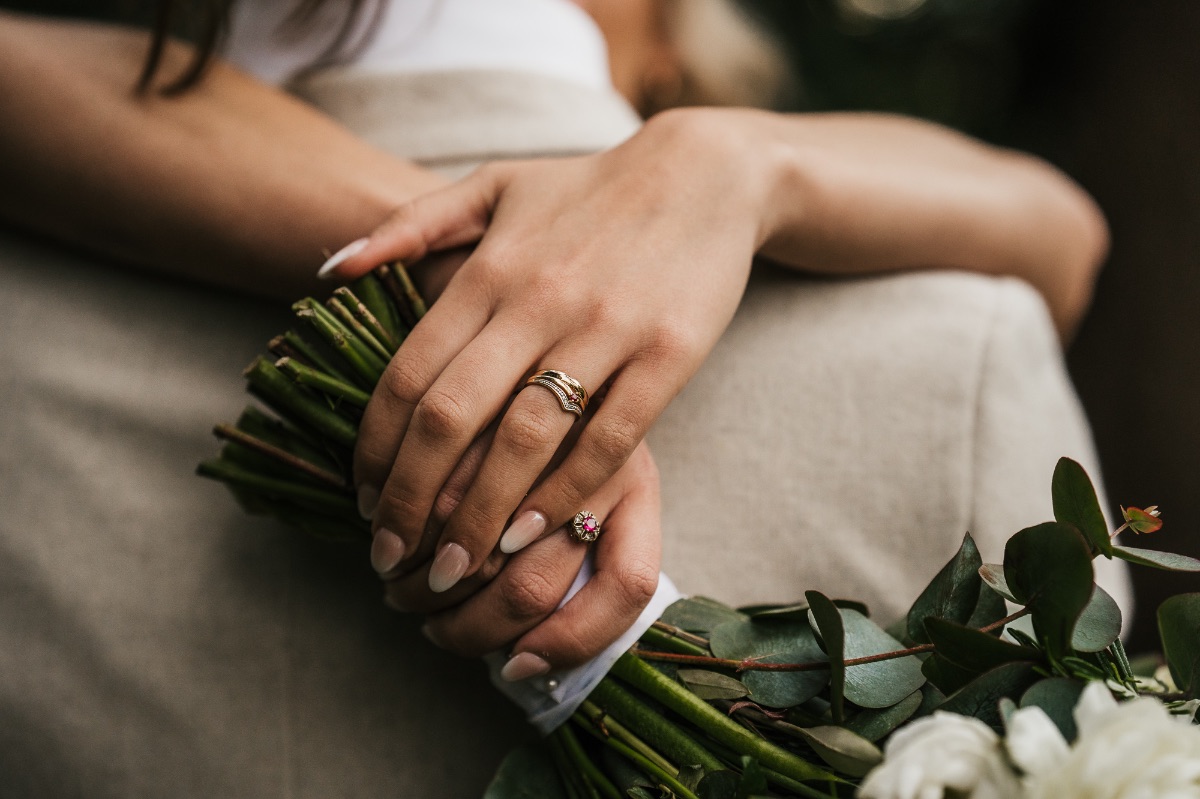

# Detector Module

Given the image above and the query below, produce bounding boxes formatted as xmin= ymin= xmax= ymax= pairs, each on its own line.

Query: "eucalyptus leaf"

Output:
xmin=965 ymin=574 xmax=1010 ymax=633
xmin=1158 ymin=593 xmax=1200 ymax=694
xmin=1051 ymin=456 xmax=1112 ymax=557
xmin=483 ymin=742 xmax=567 ymax=799
xmin=790 ymin=725 xmax=882 ymax=777
xmin=978 ymin=564 xmax=1018 ymax=603
xmin=806 ymin=591 xmax=846 ymax=723
xmin=843 ymin=690 xmax=922 ymax=742
xmin=680 ymin=764 xmax=706 ymax=792
xmin=740 ymin=602 xmax=809 ymax=620
xmin=709 ymin=618 xmax=827 ymax=708
xmin=678 ymin=670 xmax=750 ymax=701
xmin=833 ymin=599 xmax=871 ymax=618
xmin=1004 ymin=523 xmax=1094 ymax=659
xmin=840 ymin=610 xmax=926 ymax=708
xmin=662 ymin=597 xmax=748 ymax=634
xmin=921 ymin=652 xmax=979 ymax=696
xmin=697 ymin=771 xmax=739 ymax=799
xmin=907 ymin=533 xmax=986 ymax=644
xmin=924 ymin=617 xmax=1041 ymax=673
xmin=627 ymin=788 xmax=660 ymax=799
xmin=1113 ymin=546 xmax=1200 ymax=572
xmin=1019 ymin=678 xmax=1084 ymax=742
xmin=736 ymin=757 xmax=769 ymax=798
xmin=936 ymin=661 xmax=1039 ymax=732
xmin=1070 ymin=584 xmax=1122 ymax=652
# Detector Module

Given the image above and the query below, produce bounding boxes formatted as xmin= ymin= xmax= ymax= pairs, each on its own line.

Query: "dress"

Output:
xmin=0 ymin=4 xmax=1131 ymax=796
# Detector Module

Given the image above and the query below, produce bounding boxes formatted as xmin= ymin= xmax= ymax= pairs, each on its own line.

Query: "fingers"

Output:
xmin=318 ymin=164 xmax=505 ymax=281
xmin=425 ymin=350 xmax=617 ymax=593
xmin=420 ymin=448 xmax=655 ymax=660
xmin=496 ymin=357 xmax=682 ymax=557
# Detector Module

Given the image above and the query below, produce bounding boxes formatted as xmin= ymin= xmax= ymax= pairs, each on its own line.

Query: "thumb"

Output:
xmin=318 ymin=163 xmax=504 ymax=281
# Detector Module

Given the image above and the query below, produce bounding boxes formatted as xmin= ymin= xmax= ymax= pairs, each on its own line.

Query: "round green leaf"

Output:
xmin=978 ymin=564 xmax=1018 ymax=603
xmin=677 ymin=669 xmax=750 ymax=701
xmin=1019 ymin=678 xmax=1084 ymax=742
xmin=843 ymin=690 xmax=922 ymax=742
xmin=1004 ymin=523 xmax=1095 ymax=659
xmin=483 ymin=742 xmax=567 ymax=799
xmin=907 ymin=532 xmax=986 ymax=644
xmin=806 ymin=590 xmax=846 ymax=722
xmin=1158 ymin=593 xmax=1200 ymax=693
xmin=936 ymin=661 xmax=1039 ymax=731
xmin=1070 ymin=584 xmax=1122 ymax=653
xmin=661 ymin=596 xmax=748 ymax=633
xmin=709 ymin=618 xmax=827 ymax=708
xmin=924 ymin=617 xmax=1041 ymax=673
xmin=840 ymin=610 xmax=926 ymax=708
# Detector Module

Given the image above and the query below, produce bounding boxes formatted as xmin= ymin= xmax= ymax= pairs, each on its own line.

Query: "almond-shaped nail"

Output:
xmin=499 ymin=511 xmax=547 ymax=554
xmin=370 ymin=528 xmax=406 ymax=575
xmin=500 ymin=652 xmax=551 ymax=682
xmin=357 ymin=485 xmax=380 ymax=520
xmin=428 ymin=542 xmax=470 ymax=593
xmin=317 ymin=237 xmax=368 ymax=278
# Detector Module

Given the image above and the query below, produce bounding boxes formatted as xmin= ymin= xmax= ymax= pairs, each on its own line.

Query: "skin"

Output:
xmin=0 ymin=8 xmax=1108 ymax=678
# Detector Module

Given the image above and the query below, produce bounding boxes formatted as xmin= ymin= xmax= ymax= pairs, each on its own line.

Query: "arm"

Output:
xmin=0 ymin=11 xmax=446 ymax=300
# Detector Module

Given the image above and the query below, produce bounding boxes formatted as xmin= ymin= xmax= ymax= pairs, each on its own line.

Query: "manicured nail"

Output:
xmin=500 ymin=511 xmax=548 ymax=554
xmin=370 ymin=528 xmax=406 ymax=575
xmin=357 ymin=485 xmax=380 ymax=520
xmin=500 ymin=652 xmax=551 ymax=682
xmin=428 ymin=542 xmax=470 ymax=593
xmin=317 ymin=237 xmax=368 ymax=278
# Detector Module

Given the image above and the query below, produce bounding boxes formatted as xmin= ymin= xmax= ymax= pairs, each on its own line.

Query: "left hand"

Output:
xmin=333 ymin=110 xmax=773 ymax=595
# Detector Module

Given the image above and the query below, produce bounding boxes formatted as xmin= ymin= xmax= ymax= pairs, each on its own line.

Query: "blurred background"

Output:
xmin=4 ymin=0 xmax=1195 ymax=651
xmin=748 ymin=0 xmax=1200 ymax=652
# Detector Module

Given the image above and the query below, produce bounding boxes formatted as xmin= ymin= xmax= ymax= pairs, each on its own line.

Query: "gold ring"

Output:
xmin=524 ymin=369 xmax=590 ymax=418
xmin=570 ymin=511 xmax=601 ymax=543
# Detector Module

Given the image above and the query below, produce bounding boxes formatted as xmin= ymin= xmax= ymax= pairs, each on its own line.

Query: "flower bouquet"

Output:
xmin=199 ymin=267 xmax=1200 ymax=798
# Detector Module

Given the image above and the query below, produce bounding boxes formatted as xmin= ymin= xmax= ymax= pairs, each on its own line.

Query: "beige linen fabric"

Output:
xmin=0 ymin=70 xmax=1129 ymax=797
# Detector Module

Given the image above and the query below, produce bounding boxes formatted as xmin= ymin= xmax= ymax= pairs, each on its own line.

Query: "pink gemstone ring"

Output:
xmin=570 ymin=511 xmax=602 ymax=543
xmin=522 ymin=369 xmax=590 ymax=418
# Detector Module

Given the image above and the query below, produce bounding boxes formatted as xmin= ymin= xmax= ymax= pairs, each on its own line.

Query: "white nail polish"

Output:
xmin=500 ymin=652 xmax=551 ymax=682
xmin=428 ymin=542 xmax=470 ymax=593
xmin=317 ymin=237 xmax=368 ymax=278
xmin=357 ymin=485 xmax=380 ymax=520
xmin=500 ymin=511 xmax=548 ymax=554
xmin=370 ymin=528 xmax=406 ymax=575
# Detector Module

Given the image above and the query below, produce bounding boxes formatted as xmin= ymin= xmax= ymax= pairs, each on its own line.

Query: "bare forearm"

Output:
xmin=648 ymin=108 xmax=1107 ymax=339
xmin=0 ymin=12 xmax=446 ymax=300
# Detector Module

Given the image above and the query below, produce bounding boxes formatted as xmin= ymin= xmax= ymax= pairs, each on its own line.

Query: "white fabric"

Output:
xmin=486 ymin=564 xmax=682 ymax=734
xmin=224 ymin=0 xmax=612 ymax=90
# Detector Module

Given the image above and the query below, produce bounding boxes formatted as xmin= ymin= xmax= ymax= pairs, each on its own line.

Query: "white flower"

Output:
xmin=1007 ymin=681 xmax=1200 ymax=799
xmin=858 ymin=712 xmax=1022 ymax=799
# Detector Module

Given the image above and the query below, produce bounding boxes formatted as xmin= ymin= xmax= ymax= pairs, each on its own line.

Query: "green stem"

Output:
xmin=234 ymin=406 xmax=343 ymax=475
xmin=243 ymin=357 xmax=359 ymax=448
xmin=350 ymin=272 xmax=405 ymax=343
xmin=212 ymin=423 xmax=346 ymax=488
xmin=294 ymin=299 xmax=386 ymax=386
xmin=760 ymin=766 xmax=844 ymax=799
xmin=639 ymin=625 xmax=711 ymax=657
xmin=546 ymin=733 xmax=586 ymax=799
xmin=197 ymin=458 xmax=358 ymax=516
xmin=276 ymin=356 xmax=371 ymax=409
xmin=651 ymin=621 xmax=712 ymax=650
xmin=589 ymin=679 xmax=723 ymax=772
xmin=333 ymin=286 xmax=398 ymax=354
xmin=280 ymin=329 xmax=358 ymax=386
xmin=378 ymin=261 xmax=426 ymax=326
xmin=327 ymin=295 xmax=393 ymax=362
xmin=577 ymin=701 xmax=676 ymax=775
xmin=557 ymin=724 xmax=615 ymax=799
xmin=609 ymin=654 xmax=839 ymax=785
xmin=572 ymin=717 xmax=699 ymax=799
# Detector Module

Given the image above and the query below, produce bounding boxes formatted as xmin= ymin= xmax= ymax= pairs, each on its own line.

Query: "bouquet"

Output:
xmin=200 ymin=267 xmax=1200 ymax=798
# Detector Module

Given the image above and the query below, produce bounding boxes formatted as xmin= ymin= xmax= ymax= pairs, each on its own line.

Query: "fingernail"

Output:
xmin=370 ymin=528 xmax=406 ymax=575
xmin=500 ymin=511 xmax=548 ymax=554
xmin=317 ymin=237 xmax=368 ymax=278
xmin=428 ymin=542 xmax=470 ymax=593
xmin=357 ymin=485 xmax=380 ymax=520
xmin=500 ymin=652 xmax=551 ymax=682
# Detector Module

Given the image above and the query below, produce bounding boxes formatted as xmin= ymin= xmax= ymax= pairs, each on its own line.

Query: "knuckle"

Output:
xmin=499 ymin=570 xmax=562 ymax=623
xmin=474 ymin=550 xmax=507 ymax=584
xmin=499 ymin=405 xmax=559 ymax=458
xmin=412 ymin=388 xmax=473 ymax=441
xmin=377 ymin=491 xmax=427 ymax=538
xmin=645 ymin=318 xmax=699 ymax=361
xmin=614 ymin=560 xmax=660 ymax=615
xmin=588 ymin=414 xmax=641 ymax=468
xmin=547 ymin=626 xmax=596 ymax=667
xmin=376 ymin=360 xmax=426 ymax=410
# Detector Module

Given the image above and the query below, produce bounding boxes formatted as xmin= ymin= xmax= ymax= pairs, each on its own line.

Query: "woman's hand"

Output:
xmin=383 ymin=441 xmax=662 ymax=678
xmin=333 ymin=111 xmax=773 ymax=594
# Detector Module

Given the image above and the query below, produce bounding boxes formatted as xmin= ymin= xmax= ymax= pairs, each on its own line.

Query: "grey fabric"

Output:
xmin=0 ymin=67 xmax=1129 ymax=798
